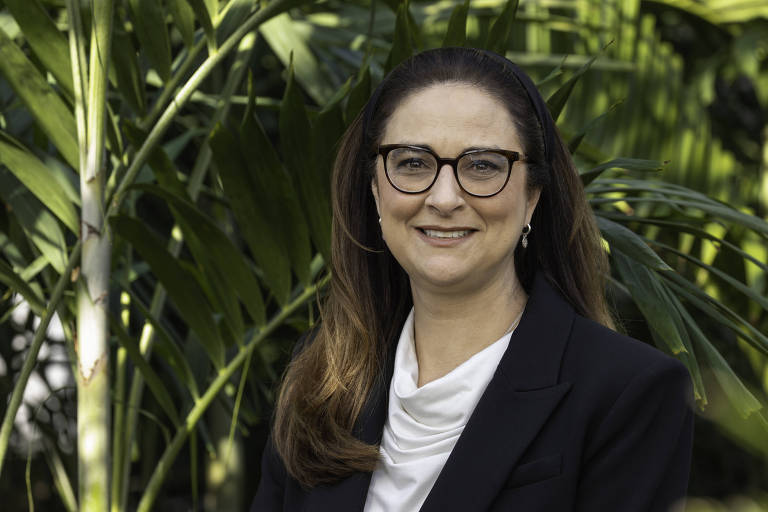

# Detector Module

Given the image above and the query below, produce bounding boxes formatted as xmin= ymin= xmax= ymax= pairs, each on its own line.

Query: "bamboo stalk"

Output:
xmin=76 ymin=0 xmax=115 ymax=510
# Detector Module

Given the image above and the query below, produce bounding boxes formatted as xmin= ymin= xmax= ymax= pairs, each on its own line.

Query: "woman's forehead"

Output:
xmin=381 ymin=83 xmax=521 ymax=151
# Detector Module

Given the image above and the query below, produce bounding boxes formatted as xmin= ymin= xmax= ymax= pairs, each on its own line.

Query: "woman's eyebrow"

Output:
xmin=393 ymin=142 xmax=503 ymax=153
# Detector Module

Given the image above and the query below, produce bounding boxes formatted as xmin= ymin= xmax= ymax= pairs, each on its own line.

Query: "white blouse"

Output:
xmin=364 ymin=308 xmax=517 ymax=512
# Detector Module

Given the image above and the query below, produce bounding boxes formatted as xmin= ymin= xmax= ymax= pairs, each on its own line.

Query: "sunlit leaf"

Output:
xmin=0 ymin=27 xmax=78 ymax=169
xmin=0 ymin=170 xmax=68 ymax=273
xmin=651 ymin=239 xmax=768 ymax=311
xmin=0 ymin=259 xmax=45 ymax=313
xmin=0 ymin=132 xmax=79 ymax=234
xmin=596 ymin=215 xmax=672 ymax=271
xmin=442 ymin=0 xmax=469 ymax=48
xmin=259 ymin=12 xmax=336 ymax=104
xmin=663 ymin=272 xmax=768 ymax=355
xmin=4 ymin=0 xmax=73 ymax=98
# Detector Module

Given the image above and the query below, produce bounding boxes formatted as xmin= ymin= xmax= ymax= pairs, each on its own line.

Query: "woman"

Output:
xmin=252 ymin=47 xmax=694 ymax=511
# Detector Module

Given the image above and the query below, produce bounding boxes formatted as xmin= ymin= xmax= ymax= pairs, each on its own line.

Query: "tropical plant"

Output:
xmin=0 ymin=0 xmax=765 ymax=510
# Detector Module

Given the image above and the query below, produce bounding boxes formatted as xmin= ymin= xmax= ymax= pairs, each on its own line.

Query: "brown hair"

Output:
xmin=272 ymin=47 xmax=612 ymax=488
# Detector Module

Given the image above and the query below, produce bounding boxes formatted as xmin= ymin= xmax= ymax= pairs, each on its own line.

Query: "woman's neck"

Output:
xmin=410 ymin=273 xmax=527 ymax=387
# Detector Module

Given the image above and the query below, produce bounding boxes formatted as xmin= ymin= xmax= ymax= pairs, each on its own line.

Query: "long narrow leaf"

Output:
xmin=546 ymin=54 xmax=598 ymax=122
xmin=596 ymin=213 xmax=768 ymax=272
xmin=112 ymin=317 xmax=181 ymax=426
xmin=612 ymin=250 xmax=687 ymax=355
xmin=663 ymin=272 xmax=768 ymax=355
xmin=127 ymin=288 xmax=201 ymax=399
xmin=0 ymin=260 xmax=45 ymax=313
xmin=0 ymin=27 xmax=78 ymax=169
xmin=209 ymin=123 xmax=293 ymax=305
xmin=596 ymin=215 xmax=672 ymax=271
xmin=259 ymin=13 xmax=337 ymax=104
xmin=4 ymin=0 xmax=73 ymax=98
xmin=111 ymin=26 xmax=146 ymax=114
xmin=128 ymin=0 xmax=172 ymax=82
xmin=484 ymin=0 xmax=519 ymax=54
xmin=384 ymin=0 xmax=414 ymax=73
xmin=0 ymin=133 xmax=79 ymax=233
xmin=111 ymin=215 xmax=225 ymax=368
xmin=678 ymin=300 xmax=763 ymax=419
xmin=136 ymin=184 xmax=266 ymax=327
xmin=442 ymin=0 xmax=470 ymax=48
xmin=0 ymin=170 xmax=68 ymax=273
xmin=650 ymin=239 xmax=768 ymax=311
xmin=167 ymin=0 xmax=196 ymax=48
xmin=187 ymin=0 xmax=216 ymax=50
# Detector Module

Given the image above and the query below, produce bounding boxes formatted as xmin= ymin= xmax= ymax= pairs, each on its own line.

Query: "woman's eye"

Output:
xmin=399 ymin=158 xmax=425 ymax=169
xmin=470 ymin=161 xmax=498 ymax=171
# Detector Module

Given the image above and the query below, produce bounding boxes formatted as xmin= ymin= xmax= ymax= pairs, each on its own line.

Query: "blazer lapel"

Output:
xmin=421 ymin=274 xmax=575 ymax=512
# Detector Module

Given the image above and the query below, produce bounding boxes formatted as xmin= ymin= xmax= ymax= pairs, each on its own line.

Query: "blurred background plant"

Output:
xmin=0 ymin=0 xmax=766 ymax=510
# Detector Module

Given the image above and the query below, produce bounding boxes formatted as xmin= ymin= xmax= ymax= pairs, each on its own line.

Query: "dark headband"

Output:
xmin=361 ymin=49 xmax=557 ymax=166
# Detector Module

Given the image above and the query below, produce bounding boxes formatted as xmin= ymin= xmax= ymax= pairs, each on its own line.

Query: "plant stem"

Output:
xmin=105 ymin=0 xmax=294 ymax=217
xmin=0 ymin=241 xmax=81 ymax=478
xmin=114 ymin=29 xmax=258 ymax=511
xmin=136 ymin=276 xmax=329 ymax=512
xmin=76 ymin=0 xmax=114 ymax=510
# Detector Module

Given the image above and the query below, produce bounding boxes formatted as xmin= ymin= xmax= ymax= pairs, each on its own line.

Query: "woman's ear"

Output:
xmin=526 ymin=187 xmax=542 ymax=225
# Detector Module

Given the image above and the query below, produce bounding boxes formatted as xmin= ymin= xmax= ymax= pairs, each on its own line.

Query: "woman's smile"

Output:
xmin=416 ymin=226 xmax=477 ymax=245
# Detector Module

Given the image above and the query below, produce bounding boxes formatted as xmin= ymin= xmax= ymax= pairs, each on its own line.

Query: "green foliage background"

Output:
xmin=0 ymin=0 xmax=766 ymax=510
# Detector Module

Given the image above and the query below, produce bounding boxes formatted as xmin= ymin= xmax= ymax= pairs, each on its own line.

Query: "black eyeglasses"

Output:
xmin=377 ymin=144 xmax=525 ymax=197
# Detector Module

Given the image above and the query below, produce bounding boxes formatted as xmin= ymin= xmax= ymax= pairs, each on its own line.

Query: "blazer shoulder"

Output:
xmin=562 ymin=314 xmax=691 ymax=406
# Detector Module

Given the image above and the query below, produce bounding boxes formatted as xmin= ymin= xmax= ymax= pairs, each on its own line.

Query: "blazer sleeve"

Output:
xmin=575 ymin=356 xmax=694 ymax=512
xmin=250 ymin=436 xmax=287 ymax=511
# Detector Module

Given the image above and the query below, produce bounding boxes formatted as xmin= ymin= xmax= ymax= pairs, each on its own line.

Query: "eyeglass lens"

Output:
xmin=385 ymin=147 xmax=510 ymax=196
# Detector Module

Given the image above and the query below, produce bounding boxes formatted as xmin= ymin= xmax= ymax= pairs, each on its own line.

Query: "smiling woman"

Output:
xmin=252 ymin=47 xmax=694 ymax=512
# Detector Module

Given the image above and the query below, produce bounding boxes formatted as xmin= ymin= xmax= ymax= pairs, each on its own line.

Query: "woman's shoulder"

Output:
xmin=562 ymin=313 xmax=692 ymax=411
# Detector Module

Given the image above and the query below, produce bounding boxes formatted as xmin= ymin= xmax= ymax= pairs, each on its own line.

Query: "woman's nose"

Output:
xmin=424 ymin=164 xmax=465 ymax=213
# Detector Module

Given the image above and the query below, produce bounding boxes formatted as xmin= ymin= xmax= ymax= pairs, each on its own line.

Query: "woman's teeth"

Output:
xmin=422 ymin=229 xmax=471 ymax=239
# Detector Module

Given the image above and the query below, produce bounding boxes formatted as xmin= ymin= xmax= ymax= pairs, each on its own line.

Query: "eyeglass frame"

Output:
xmin=376 ymin=144 xmax=526 ymax=198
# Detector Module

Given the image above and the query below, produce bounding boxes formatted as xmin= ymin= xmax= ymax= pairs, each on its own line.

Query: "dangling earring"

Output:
xmin=378 ymin=216 xmax=382 ymax=224
xmin=521 ymin=224 xmax=531 ymax=249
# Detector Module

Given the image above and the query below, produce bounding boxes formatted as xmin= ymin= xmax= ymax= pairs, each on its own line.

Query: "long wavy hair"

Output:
xmin=272 ymin=47 xmax=612 ymax=488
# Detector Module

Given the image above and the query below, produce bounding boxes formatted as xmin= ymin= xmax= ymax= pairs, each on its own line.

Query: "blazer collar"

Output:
xmin=305 ymin=273 xmax=575 ymax=511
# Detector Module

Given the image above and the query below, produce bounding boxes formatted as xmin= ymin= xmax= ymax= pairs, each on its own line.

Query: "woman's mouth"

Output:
xmin=418 ymin=228 xmax=474 ymax=239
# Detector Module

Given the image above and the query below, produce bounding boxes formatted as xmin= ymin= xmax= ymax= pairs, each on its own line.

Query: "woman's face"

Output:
xmin=371 ymin=83 xmax=541 ymax=295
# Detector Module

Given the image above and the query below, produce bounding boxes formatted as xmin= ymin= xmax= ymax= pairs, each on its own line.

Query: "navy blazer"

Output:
xmin=252 ymin=274 xmax=694 ymax=511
